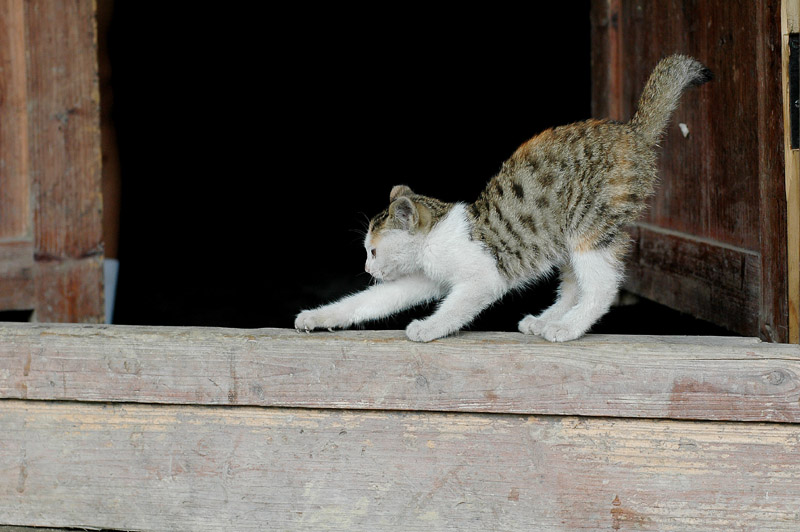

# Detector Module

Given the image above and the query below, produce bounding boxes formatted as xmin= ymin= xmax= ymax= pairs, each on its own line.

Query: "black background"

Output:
xmin=106 ymin=3 xmax=731 ymax=336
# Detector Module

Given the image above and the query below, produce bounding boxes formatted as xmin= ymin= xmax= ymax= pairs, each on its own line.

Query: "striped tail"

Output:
xmin=629 ymin=54 xmax=713 ymax=144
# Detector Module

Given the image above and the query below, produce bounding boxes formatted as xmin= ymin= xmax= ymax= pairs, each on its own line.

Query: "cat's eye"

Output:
xmin=371 ymin=249 xmax=377 ymax=258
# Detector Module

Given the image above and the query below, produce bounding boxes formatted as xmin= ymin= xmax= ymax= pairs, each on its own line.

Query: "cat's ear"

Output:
xmin=390 ymin=185 xmax=414 ymax=202
xmin=389 ymin=196 xmax=418 ymax=231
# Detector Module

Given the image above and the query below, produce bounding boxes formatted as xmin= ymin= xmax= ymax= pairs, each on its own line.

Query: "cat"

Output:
xmin=295 ymin=54 xmax=712 ymax=342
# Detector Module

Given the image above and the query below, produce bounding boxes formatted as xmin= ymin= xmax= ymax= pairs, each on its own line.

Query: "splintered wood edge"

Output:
xmin=1 ymin=323 xmax=799 ymax=422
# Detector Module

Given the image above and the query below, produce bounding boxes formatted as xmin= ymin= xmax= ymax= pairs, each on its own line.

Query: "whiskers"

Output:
xmin=356 ymin=270 xmax=380 ymax=287
xmin=349 ymin=227 xmax=367 ymax=240
xmin=348 ymin=213 xmax=371 ymax=242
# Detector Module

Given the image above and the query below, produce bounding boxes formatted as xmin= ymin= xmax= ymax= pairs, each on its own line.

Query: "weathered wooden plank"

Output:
xmin=0 ymin=0 xmax=30 ymax=241
xmin=625 ymin=224 xmax=761 ymax=337
xmin=1 ymin=400 xmax=798 ymax=531
xmin=0 ymin=528 xmax=76 ymax=532
xmin=1 ymin=324 xmax=799 ymax=422
xmin=613 ymin=0 xmax=763 ymax=250
xmin=0 ymin=242 xmax=34 ymax=310
xmin=783 ymin=0 xmax=800 ymax=343
xmin=25 ymin=0 xmax=104 ymax=322
xmin=591 ymin=0 xmax=790 ymax=341
xmin=589 ymin=0 xmax=622 ymax=121
xmin=757 ymin=0 xmax=791 ymax=342
xmin=32 ymin=257 xmax=104 ymax=323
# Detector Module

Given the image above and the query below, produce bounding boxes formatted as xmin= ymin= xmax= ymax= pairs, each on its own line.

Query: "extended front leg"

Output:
xmin=406 ymin=280 xmax=504 ymax=342
xmin=295 ymin=274 xmax=443 ymax=332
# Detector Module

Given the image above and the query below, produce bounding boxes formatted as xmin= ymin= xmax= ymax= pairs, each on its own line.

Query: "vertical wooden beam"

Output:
xmin=783 ymin=0 xmax=800 ymax=343
xmin=0 ymin=0 xmax=30 ymax=241
xmin=25 ymin=0 xmax=104 ymax=322
xmin=0 ymin=1 xmax=34 ymax=311
xmin=590 ymin=0 xmax=622 ymax=121
xmin=606 ymin=0 xmax=622 ymax=121
xmin=758 ymin=0 xmax=791 ymax=343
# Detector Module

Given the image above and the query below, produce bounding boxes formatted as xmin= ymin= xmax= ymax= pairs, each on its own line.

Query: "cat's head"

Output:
xmin=364 ymin=185 xmax=432 ymax=281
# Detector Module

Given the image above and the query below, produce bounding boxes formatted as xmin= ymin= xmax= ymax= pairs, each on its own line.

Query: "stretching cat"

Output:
xmin=296 ymin=54 xmax=712 ymax=342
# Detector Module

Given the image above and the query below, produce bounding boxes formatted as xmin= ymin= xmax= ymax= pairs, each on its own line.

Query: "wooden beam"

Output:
xmin=2 ymin=324 xmax=799 ymax=422
xmin=759 ymin=0 xmax=791 ymax=343
xmin=2 ymin=400 xmax=799 ymax=531
xmin=589 ymin=0 xmax=623 ymax=120
xmin=0 ymin=0 xmax=30 ymax=241
xmin=783 ymin=0 xmax=800 ymax=343
xmin=624 ymin=224 xmax=761 ymax=337
xmin=0 ymin=241 xmax=34 ymax=310
xmin=25 ymin=0 xmax=104 ymax=322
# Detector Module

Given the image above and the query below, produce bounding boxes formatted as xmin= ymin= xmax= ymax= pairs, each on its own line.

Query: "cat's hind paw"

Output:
xmin=518 ymin=314 xmax=548 ymax=336
xmin=540 ymin=321 xmax=583 ymax=343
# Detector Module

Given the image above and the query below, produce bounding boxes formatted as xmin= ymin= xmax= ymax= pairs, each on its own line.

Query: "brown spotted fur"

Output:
xmin=370 ymin=54 xmax=711 ymax=284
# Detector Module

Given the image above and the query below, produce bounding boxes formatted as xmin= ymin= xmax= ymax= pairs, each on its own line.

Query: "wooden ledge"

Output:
xmin=2 ymin=323 xmax=799 ymax=423
xmin=3 ymin=324 xmax=800 ymax=530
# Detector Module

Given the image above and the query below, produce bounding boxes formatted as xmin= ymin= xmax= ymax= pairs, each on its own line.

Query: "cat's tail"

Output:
xmin=628 ymin=54 xmax=712 ymax=144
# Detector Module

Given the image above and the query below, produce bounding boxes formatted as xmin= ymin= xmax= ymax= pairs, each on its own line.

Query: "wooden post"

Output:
xmin=783 ymin=0 xmax=800 ymax=343
xmin=0 ymin=0 xmax=104 ymax=322
xmin=0 ymin=1 xmax=34 ymax=311
xmin=26 ymin=0 xmax=104 ymax=322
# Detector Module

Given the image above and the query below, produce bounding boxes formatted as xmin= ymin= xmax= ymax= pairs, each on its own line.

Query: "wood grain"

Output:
xmin=0 ymin=0 xmax=30 ymax=241
xmin=25 ymin=0 xmax=104 ymax=322
xmin=1 ymin=400 xmax=798 ymax=531
xmin=591 ymin=0 xmax=789 ymax=341
xmin=0 ymin=241 xmax=34 ymax=310
xmin=615 ymin=0 xmax=763 ymax=249
xmin=624 ymin=224 xmax=761 ymax=337
xmin=1 ymin=324 xmax=799 ymax=422
xmin=0 ymin=1 xmax=35 ymax=314
xmin=589 ymin=0 xmax=622 ymax=121
xmin=783 ymin=0 xmax=800 ymax=343
xmin=757 ymin=0 xmax=791 ymax=342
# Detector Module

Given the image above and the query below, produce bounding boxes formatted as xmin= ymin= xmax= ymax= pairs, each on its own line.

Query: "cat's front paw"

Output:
xmin=518 ymin=314 xmax=548 ymax=336
xmin=541 ymin=321 xmax=583 ymax=343
xmin=405 ymin=319 xmax=445 ymax=343
xmin=294 ymin=308 xmax=349 ymax=332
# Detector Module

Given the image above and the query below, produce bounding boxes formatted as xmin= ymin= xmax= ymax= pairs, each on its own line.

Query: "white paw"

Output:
xmin=294 ymin=308 xmax=349 ymax=332
xmin=518 ymin=314 xmax=548 ymax=336
xmin=541 ymin=321 xmax=583 ymax=343
xmin=405 ymin=319 xmax=445 ymax=343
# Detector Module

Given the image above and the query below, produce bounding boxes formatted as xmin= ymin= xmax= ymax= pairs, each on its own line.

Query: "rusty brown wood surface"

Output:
xmin=2 ymin=324 xmax=799 ymax=422
xmin=624 ymin=224 xmax=761 ymax=337
xmin=755 ymin=0 xmax=791 ymax=342
xmin=0 ymin=0 xmax=104 ymax=320
xmin=0 ymin=242 xmax=34 ymax=311
xmin=25 ymin=0 xmax=104 ymax=322
xmin=590 ymin=0 xmax=789 ymax=341
xmin=1 ymin=400 xmax=799 ymax=531
xmin=0 ymin=1 xmax=30 ymax=242
xmin=0 ymin=1 xmax=35 ymax=315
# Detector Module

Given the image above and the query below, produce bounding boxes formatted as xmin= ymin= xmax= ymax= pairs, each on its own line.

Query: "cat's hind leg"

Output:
xmin=540 ymin=245 xmax=623 ymax=342
xmin=518 ymin=265 xmax=579 ymax=336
